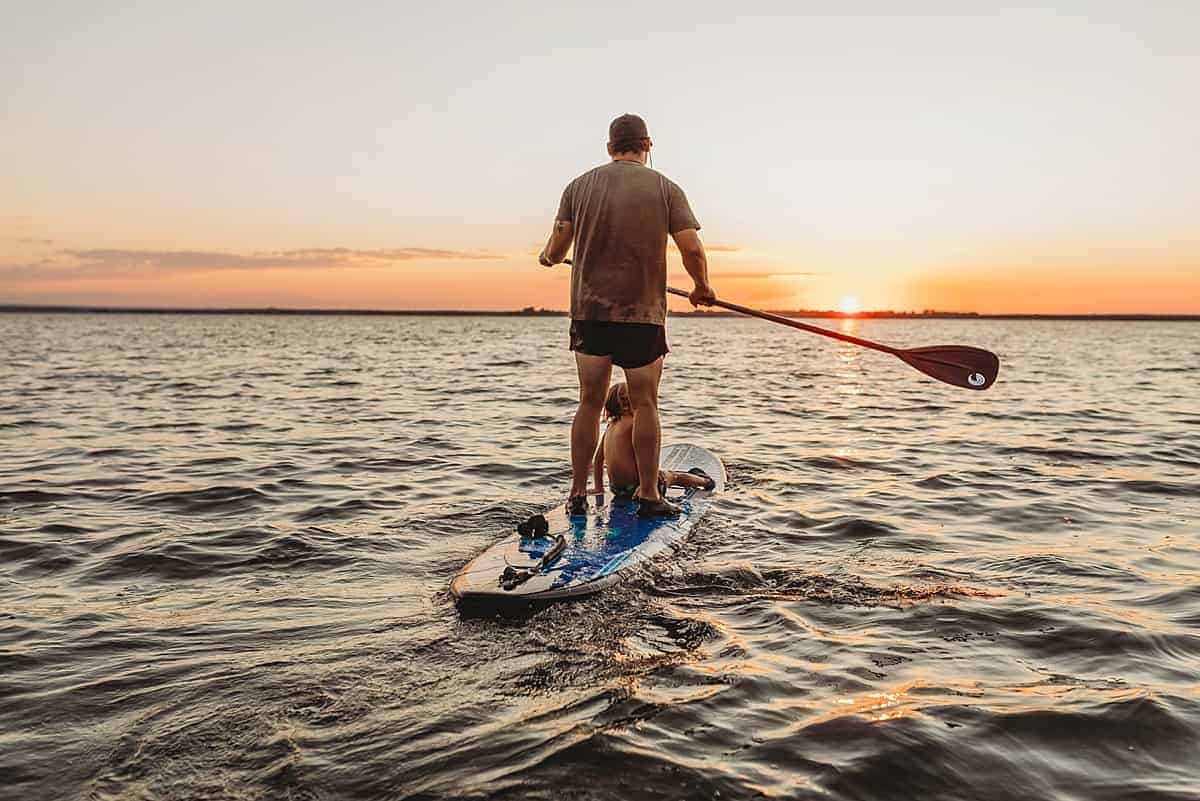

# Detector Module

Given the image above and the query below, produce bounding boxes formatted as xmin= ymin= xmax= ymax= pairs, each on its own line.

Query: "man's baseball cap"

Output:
xmin=608 ymin=113 xmax=649 ymax=142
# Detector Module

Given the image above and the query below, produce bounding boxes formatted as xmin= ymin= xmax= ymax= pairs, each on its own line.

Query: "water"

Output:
xmin=1 ymin=312 xmax=1197 ymax=801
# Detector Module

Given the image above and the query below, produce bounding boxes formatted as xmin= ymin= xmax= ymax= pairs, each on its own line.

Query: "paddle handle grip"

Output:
xmin=666 ymin=286 xmax=899 ymax=355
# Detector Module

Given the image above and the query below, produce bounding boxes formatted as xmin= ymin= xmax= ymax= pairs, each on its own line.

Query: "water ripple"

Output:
xmin=0 ymin=313 xmax=1197 ymax=800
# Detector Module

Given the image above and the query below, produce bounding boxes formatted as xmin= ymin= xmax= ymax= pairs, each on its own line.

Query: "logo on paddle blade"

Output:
xmin=968 ymin=372 xmax=986 ymax=387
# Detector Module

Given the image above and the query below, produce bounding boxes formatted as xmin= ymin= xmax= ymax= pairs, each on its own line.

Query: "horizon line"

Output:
xmin=1 ymin=303 xmax=1198 ymax=322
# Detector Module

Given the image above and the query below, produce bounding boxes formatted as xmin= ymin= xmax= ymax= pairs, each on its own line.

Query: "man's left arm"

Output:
xmin=538 ymin=219 xmax=573 ymax=267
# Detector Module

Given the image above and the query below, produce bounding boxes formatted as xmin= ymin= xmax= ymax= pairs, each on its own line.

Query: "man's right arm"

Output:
xmin=539 ymin=219 xmax=573 ymax=267
xmin=671 ymin=228 xmax=716 ymax=306
xmin=540 ymin=183 xmax=574 ymax=267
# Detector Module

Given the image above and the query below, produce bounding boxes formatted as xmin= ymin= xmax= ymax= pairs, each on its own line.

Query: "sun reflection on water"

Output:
xmin=834 ymin=318 xmax=865 ymax=396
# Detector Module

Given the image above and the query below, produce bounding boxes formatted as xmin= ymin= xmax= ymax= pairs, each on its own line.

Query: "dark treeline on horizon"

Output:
xmin=1 ymin=304 xmax=1198 ymax=321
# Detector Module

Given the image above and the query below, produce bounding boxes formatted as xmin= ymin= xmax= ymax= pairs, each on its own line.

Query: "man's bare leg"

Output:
xmin=570 ymin=352 xmax=612 ymax=500
xmin=622 ymin=357 xmax=665 ymax=501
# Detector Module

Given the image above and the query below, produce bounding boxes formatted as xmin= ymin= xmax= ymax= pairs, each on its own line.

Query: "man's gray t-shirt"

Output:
xmin=556 ymin=161 xmax=699 ymax=325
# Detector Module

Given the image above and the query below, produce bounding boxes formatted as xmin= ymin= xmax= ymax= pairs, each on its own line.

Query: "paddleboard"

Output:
xmin=451 ymin=443 xmax=724 ymax=603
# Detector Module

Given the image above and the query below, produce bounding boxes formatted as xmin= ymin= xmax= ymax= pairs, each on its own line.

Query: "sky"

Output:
xmin=2 ymin=2 xmax=1198 ymax=313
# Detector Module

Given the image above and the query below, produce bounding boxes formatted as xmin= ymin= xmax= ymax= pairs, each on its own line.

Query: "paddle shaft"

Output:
xmin=564 ymin=258 xmax=898 ymax=355
xmin=666 ymin=286 xmax=900 ymax=356
xmin=557 ymin=259 xmax=998 ymax=389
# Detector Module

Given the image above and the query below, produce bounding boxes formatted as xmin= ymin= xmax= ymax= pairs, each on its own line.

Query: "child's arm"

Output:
xmin=591 ymin=428 xmax=606 ymax=493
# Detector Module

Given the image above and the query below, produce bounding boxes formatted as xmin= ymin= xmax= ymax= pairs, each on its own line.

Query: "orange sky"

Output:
xmin=2 ymin=5 xmax=1198 ymax=313
xmin=3 ymin=244 xmax=1195 ymax=314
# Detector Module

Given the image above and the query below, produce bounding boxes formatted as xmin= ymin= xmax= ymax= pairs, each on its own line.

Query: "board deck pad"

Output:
xmin=451 ymin=443 xmax=724 ymax=602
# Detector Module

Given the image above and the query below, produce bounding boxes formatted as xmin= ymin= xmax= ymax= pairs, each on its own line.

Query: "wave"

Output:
xmin=650 ymin=565 xmax=996 ymax=607
xmin=132 ymin=485 xmax=274 ymax=514
xmin=78 ymin=525 xmax=367 ymax=582
xmin=1114 ymin=479 xmax=1200 ymax=497
xmin=0 ymin=488 xmax=73 ymax=506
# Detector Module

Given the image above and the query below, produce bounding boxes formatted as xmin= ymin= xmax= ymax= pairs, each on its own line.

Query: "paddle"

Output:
xmin=665 ymin=287 xmax=1000 ymax=391
xmin=556 ymin=258 xmax=999 ymax=390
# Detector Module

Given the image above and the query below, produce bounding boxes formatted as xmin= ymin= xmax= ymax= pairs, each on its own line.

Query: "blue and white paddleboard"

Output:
xmin=451 ymin=443 xmax=724 ymax=603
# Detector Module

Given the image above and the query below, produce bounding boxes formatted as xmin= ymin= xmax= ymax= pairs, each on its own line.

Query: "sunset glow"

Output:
xmin=2 ymin=5 xmax=1198 ymax=314
xmin=838 ymin=296 xmax=861 ymax=315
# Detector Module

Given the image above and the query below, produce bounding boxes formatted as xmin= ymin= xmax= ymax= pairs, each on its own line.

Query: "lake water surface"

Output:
xmin=1 ymin=313 xmax=1197 ymax=800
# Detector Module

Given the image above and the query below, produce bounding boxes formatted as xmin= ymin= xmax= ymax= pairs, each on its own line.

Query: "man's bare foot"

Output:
xmin=565 ymin=495 xmax=588 ymax=516
xmin=635 ymin=495 xmax=681 ymax=517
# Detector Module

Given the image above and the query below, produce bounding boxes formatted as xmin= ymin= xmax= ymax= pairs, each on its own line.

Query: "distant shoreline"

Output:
xmin=1 ymin=304 xmax=1197 ymax=321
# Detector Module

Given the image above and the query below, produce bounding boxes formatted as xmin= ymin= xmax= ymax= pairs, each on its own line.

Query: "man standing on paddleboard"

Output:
xmin=539 ymin=113 xmax=716 ymax=517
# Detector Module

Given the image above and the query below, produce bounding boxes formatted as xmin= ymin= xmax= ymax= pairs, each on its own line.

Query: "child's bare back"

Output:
xmin=601 ymin=413 xmax=641 ymax=494
xmin=593 ymin=383 xmax=715 ymax=498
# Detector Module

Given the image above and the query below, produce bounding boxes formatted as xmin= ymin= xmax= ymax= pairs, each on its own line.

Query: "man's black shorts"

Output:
xmin=569 ymin=320 xmax=669 ymax=369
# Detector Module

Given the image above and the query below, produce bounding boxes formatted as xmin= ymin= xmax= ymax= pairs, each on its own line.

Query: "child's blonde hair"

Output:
xmin=604 ymin=382 xmax=630 ymax=420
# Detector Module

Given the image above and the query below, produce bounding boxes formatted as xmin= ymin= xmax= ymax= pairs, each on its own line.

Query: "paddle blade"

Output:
xmin=897 ymin=346 xmax=1000 ymax=390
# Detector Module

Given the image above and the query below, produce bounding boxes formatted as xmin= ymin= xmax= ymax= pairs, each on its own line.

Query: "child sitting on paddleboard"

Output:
xmin=591 ymin=382 xmax=715 ymax=506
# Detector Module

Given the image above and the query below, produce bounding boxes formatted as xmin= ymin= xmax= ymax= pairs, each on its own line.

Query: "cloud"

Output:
xmin=1 ymin=243 xmax=805 ymax=286
xmin=0 ymin=246 xmax=503 ymax=282
xmin=528 ymin=243 xmax=742 ymax=256
xmin=259 ymin=247 xmax=501 ymax=262
xmin=668 ymin=270 xmax=825 ymax=280
xmin=64 ymin=247 xmax=501 ymax=268
xmin=666 ymin=242 xmax=740 ymax=253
